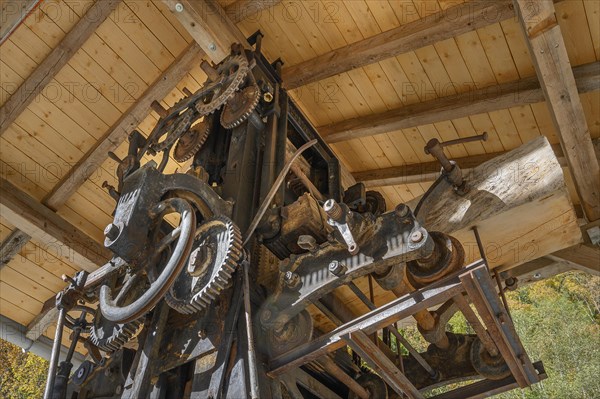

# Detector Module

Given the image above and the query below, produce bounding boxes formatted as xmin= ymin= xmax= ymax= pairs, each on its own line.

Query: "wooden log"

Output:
xmin=513 ymin=0 xmax=600 ymax=221
xmin=0 ymin=0 xmax=121 ymax=135
xmin=0 ymin=178 xmax=111 ymax=272
xmin=406 ymin=136 xmax=581 ymax=271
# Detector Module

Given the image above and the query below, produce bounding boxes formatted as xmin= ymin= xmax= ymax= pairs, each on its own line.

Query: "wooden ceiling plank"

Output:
xmin=0 ymin=0 xmax=121 ymax=136
xmin=0 ymin=177 xmax=111 ymax=272
xmin=43 ymin=42 xmax=204 ymax=211
xmin=0 ymin=0 xmax=42 ymax=45
xmin=321 ymin=60 xmax=600 ymax=143
xmin=282 ymin=0 xmax=515 ymax=89
xmin=224 ymin=0 xmax=282 ymax=24
xmin=513 ymin=0 xmax=600 ymax=222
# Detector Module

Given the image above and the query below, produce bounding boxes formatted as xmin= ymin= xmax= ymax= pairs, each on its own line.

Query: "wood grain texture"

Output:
xmin=514 ymin=0 xmax=600 ymax=221
xmin=406 ymin=136 xmax=581 ymax=271
xmin=550 ymin=244 xmax=600 ymax=276
xmin=43 ymin=42 xmax=203 ymax=211
xmin=321 ymin=61 xmax=600 ymax=143
xmin=162 ymin=0 xmax=248 ymax=63
xmin=0 ymin=178 xmax=111 ymax=272
xmin=0 ymin=0 xmax=121 ymax=135
xmin=224 ymin=0 xmax=282 ymax=24
xmin=282 ymin=1 xmax=515 ymax=89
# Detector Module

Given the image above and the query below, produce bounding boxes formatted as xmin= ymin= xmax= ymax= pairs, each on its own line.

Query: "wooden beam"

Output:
xmin=0 ymin=0 xmax=42 ymax=45
xmin=549 ymin=244 xmax=600 ymax=277
xmin=0 ymin=0 xmax=121 ymax=136
xmin=321 ymin=61 xmax=600 ymax=143
xmin=0 ymin=229 xmax=30 ymax=268
xmin=282 ymin=1 xmax=515 ymax=89
xmin=353 ymin=141 xmax=585 ymax=187
xmin=43 ymin=42 xmax=204 ymax=210
xmin=513 ymin=0 xmax=600 ymax=221
xmin=0 ymin=178 xmax=111 ymax=272
xmin=162 ymin=0 xmax=248 ymax=63
xmin=224 ymin=0 xmax=282 ymax=24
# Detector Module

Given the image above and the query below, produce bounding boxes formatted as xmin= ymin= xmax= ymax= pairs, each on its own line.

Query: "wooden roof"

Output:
xmin=0 ymin=0 xmax=598 ymax=351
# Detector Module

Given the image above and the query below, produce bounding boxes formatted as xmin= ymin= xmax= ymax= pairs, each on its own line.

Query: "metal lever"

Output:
xmin=424 ymin=132 xmax=488 ymax=195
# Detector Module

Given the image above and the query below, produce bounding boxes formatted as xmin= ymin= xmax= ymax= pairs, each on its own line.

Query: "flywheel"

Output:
xmin=166 ymin=216 xmax=243 ymax=314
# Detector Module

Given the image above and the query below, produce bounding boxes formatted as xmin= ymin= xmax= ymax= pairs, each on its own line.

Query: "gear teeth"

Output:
xmin=89 ymin=311 xmax=142 ymax=353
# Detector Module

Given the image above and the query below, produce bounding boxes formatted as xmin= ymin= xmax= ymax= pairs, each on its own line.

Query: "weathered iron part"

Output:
xmin=166 ymin=216 xmax=242 ymax=314
xmin=259 ymin=207 xmax=434 ymax=330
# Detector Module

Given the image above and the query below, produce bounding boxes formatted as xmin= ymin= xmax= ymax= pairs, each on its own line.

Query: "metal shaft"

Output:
xmin=320 ymin=356 xmax=370 ymax=399
xmin=347 ymin=282 xmax=436 ymax=376
xmin=43 ymin=307 xmax=65 ymax=399
xmin=243 ymin=261 xmax=260 ymax=399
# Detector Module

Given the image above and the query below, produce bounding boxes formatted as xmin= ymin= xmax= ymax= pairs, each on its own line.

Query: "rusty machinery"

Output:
xmin=43 ymin=34 xmax=545 ymax=399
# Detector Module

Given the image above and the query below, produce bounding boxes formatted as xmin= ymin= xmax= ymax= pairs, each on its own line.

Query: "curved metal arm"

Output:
xmin=100 ymin=198 xmax=196 ymax=323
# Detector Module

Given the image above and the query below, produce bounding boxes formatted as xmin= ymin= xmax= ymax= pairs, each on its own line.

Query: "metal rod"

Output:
xmin=472 ymin=226 xmax=512 ymax=318
xmin=43 ymin=307 xmax=65 ymax=399
xmin=452 ymin=294 xmax=499 ymax=357
xmin=320 ymin=356 xmax=370 ymax=399
xmin=243 ymin=260 xmax=260 ymax=399
xmin=347 ymin=282 xmax=436 ymax=377
xmin=244 ymin=139 xmax=318 ymax=246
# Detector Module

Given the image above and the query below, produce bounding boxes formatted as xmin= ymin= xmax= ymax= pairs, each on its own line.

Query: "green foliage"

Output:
xmin=494 ymin=271 xmax=600 ymax=399
xmin=0 ymin=339 xmax=48 ymax=399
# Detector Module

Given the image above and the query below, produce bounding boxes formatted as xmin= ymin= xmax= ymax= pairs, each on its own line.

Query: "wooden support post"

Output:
xmin=0 ymin=0 xmax=121 ymax=135
xmin=513 ymin=0 xmax=600 ymax=221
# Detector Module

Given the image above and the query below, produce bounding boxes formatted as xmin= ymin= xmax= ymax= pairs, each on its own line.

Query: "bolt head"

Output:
xmin=410 ymin=230 xmax=423 ymax=243
xmin=395 ymin=203 xmax=409 ymax=217
xmin=174 ymin=3 xmax=184 ymax=12
xmin=328 ymin=260 xmax=339 ymax=272
xmin=208 ymin=43 xmax=217 ymax=51
xmin=104 ymin=223 xmax=120 ymax=241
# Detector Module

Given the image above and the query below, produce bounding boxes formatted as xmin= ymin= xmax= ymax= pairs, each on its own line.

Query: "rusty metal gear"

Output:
xmin=89 ymin=311 xmax=142 ymax=352
xmin=220 ymin=85 xmax=261 ymax=129
xmin=165 ymin=216 xmax=242 ymax=314
xmin=173 ymin=116 xmax=212 ymax=162
xmin=195 ymin=54 xmax=249 ymax=116
xmin=152 ymin=108 xmax=196 ymax=153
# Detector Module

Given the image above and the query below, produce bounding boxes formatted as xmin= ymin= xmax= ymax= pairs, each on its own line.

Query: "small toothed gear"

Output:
xmin=89 ymin=309 xmax=142 ymax=352
xmin=173 ymin=116 xmax=212 ymax=162
xmin=166 ymin=216 xmax=242 ymax=314
xmin=152 ymin=108 xmax=196 ymax=153
xmin=195 ymin=54 xmax=250 ymax=116
xmin=220 ymin=85 xmax=261 ymax=129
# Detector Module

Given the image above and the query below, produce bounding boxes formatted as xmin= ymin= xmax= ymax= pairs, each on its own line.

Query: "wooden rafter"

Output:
xmin=282 ymin=0 xmax=515 ymax=89
xmin=353 ymin=143 xmax=570 ymax=187
xmin=0 ymin=229 xmax=30 ymax=268
xmin=0 ymin=0 xmax=121 ymax=136
xmin=162 ymin=0 xmax=248 ymax=63
xmin=549 ymin=244 xmax=600 ymax=277
xmin=0 ymin=178 xmax=111 ymax=272
xmin=320 ymin=61 xmax=600 ymax=143
xmin=513 ymin=0 xmax=600 ymax=222
xmin=44 ymin=42 xmax=204 ymax=210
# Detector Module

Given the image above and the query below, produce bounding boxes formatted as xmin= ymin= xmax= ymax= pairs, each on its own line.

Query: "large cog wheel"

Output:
xmin=166 ymin=216 xmax=242 ymax=314
xmin=220 ymin=85 xmax=261 ymax=129
xmin=173 ymin=116 xmax=212 ymax=162
xmin=89 ymin=310 xmax=142 ymax=352
xmin=195 ymin=54 xmax=249 ymax=116
xmin=90 ymin=276 xmax=143 ymax=352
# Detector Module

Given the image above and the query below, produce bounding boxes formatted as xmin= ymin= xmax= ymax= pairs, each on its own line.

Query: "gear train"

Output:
xmin=43 ymin=34 xmax=546 ymax=399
